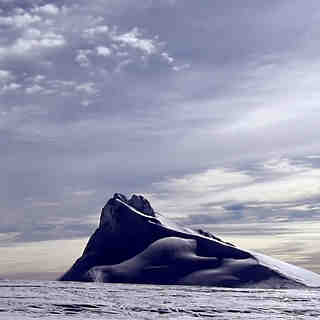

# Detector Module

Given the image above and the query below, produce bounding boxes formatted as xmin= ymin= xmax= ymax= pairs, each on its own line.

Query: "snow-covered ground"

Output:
xmin=1 ymin=280 xmax=319 ymax=319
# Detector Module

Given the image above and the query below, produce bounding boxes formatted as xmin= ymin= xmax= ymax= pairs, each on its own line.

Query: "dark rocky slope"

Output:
xmin=59 ymin=193 xmax=320 ymax=288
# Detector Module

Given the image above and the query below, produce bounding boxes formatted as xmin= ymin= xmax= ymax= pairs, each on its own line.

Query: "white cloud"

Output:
xmin=75 ymin=82 xmax=98 ymax=95
xmin=83 ymin=25 xmax=109 ymax=38
xmin=34 ymin=32 xmax=66 ymax=48
xmin=0 ymin=70 xmax=20 ymax=94
xmin=81 ymin=100 xmax=91 ymax=107
xmin=116 ymin=51 xmax=129 ymax=57
xmin=172 ymin=63 xmax=190 ymax=71
xmin=1 ymin=82 xmax=21 ymax=94
xmin=75 ymin=49 xmax=92 ymax=67
xmin=217 ymin=169 xmax=320 ymax=205
xmin=71 ymin=190 xmax=96 ymax=197
xmin=262 ymin=158 xmax=310 ymax=174
xmin=1 ymin=76 xmax=80 ymax=97
xmin=49 ymin=80 xmax=76 ymax=88
xmin=224 ymin=106 xmax=298 ymax=133
xmin=33 ymin=75 xmax=46 ymax=83
xmin=0 ymin=69 xmax=13 ymax=82
xmin=161 ymin=52 xmax=174 ymax=64
xmin=30 ymin=201 xmax=61 ymax=208
xmin=146 ymin=158 xmax=320 ymax=219
xmin=25 ymin=28 xmax=42 ymax=38
xmin=112 ymin=27 xmax=157 ymax=55
xmin=215 ymin=57 xmax=320 ymax=139
xmin=0 ymin=12 xmax=41 ymax=28
xmin=287 ymin=204 xmax=320 ymax=212
xmin=147 ymin=168 xmax=254 ymax=217
xmin=25 ymin=84 xmax=44 ymax=94
xmin=77 ymin=25 xmax=174 ymax=71
xmin=32 ymin=4 xmax=60 ymax=16
xmin=114 ymin=59 xmax=132 ymax=73
xmin=154 ymin=168 xmax=253 ymax=194
xmin=96 ymin=46 xmax=111 ymax=56
xmin=0 ymin=30 xmax=66 ymax=58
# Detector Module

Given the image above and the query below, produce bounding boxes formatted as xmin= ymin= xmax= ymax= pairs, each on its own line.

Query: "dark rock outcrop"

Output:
xmin=59 ymin=193 xmax=249 ymax=282
xmin=59 ymin=193 xmax=320 ymax=288
xmin=60 ymin=194 xmax=158 ymax=281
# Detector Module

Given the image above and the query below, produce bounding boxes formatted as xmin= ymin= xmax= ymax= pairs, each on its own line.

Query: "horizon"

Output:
xmin=1 ymin=0 xmax=320 ymax=279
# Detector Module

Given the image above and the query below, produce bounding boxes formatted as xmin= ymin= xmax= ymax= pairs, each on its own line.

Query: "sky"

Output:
xmin=1 ymin=0 xmax=320 ymax=279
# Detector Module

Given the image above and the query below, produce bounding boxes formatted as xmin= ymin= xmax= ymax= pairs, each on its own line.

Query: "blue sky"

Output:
xmin=1 ymin=0 xmax=320 ymax=279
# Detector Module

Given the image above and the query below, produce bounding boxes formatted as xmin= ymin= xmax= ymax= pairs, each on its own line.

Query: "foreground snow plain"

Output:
xmin=1 ymin=280 xmax=319 ymax=319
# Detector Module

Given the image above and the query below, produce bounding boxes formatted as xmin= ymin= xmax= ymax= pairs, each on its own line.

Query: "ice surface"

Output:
xmin=251 ymin=251 xmax=320 ymax=287
xmin=0 ymin=280 xmax=320 ymax=319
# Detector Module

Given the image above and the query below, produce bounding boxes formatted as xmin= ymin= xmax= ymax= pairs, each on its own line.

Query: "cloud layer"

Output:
xmin=1 ymin=1 xmax=320 ymax=276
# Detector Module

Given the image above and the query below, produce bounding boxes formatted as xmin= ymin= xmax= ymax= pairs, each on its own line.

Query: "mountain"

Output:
xmin=59 ymin=193 xmax=320 ymax=288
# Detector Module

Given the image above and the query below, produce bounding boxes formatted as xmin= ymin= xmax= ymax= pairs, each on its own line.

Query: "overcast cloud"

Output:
xmin=1 ymin=0 xmax=320 ymax=277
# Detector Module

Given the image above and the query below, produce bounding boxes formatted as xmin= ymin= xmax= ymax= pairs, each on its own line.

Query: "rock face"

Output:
xmin=59 ymin=194 xmax=159 ymax=282
xmin=59 ymin=193 xmax=320 ymax=288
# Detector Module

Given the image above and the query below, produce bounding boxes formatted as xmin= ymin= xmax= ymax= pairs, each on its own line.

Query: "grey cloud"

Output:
xmin=224 ymin=203 xmax=245 ymax=212
xmin=148 ymin=156 xmax=320 ymax=227
xmin=1 ymin=0 xmax=320 ymax=247
xmin=199 ymin=222 xmax=297 ymax=237
xmin=184 ymin=203 xmax=320 ymax=227
xmin=7 ymin=222 xmax=95 ymax=244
